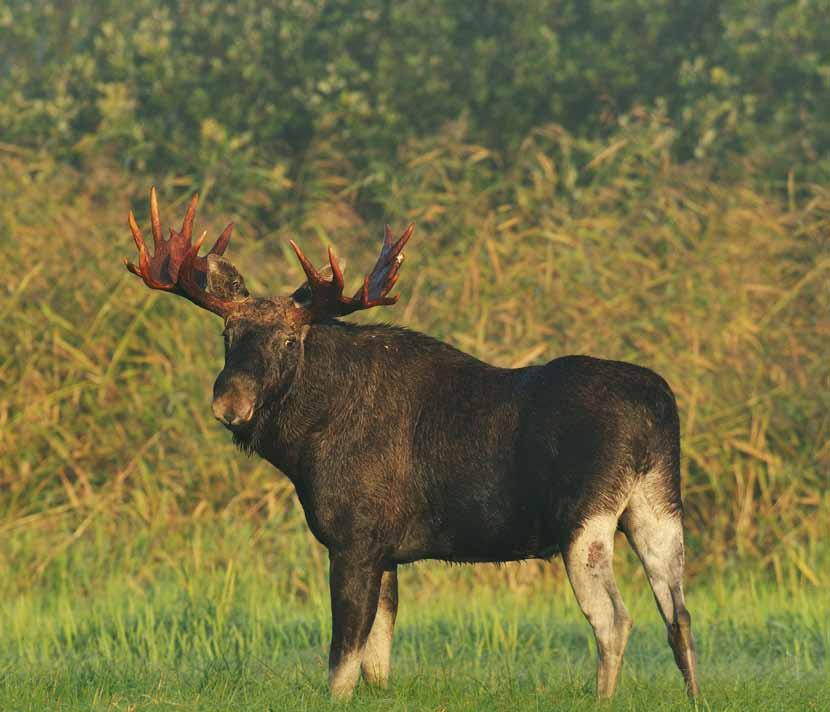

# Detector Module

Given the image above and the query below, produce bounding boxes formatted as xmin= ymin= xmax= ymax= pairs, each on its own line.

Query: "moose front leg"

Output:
xmin=328 ymin=551 xmax=384 ymax=699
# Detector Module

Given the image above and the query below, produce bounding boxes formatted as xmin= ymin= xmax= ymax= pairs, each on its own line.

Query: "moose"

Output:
xmin=125 ymin=189 xmax=700 ymax=700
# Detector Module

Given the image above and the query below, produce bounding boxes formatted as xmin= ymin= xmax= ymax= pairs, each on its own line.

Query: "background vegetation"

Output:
xmin=4 ymin=0 xmax=830 ymax=204
xmin=1 ymin=1 xmax=828 ymax=709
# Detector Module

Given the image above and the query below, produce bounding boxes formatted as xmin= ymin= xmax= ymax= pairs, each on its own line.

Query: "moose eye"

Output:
xmin=284 ymin=337 xmax=296 ymax=348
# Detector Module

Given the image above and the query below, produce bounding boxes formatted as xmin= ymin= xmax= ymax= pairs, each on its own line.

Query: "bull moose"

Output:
xmin=124 ymin=189 xmax=700 ymax=700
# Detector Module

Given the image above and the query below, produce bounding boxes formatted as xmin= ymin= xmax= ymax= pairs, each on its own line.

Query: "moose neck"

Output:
xmin=233 ymin=319 xmax=409 ymax=483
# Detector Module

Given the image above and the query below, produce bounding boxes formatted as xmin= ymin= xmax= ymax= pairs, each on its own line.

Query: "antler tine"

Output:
xmin=383 ymin=223 xmax=413 ymax=258
xmin=362 ymin=223 xmax=414 ymax=303
xmin=128 ymin=209 xmax=144 ymax=251
xmin=327 ymin=247 xmax=346 ymax=294
xmin=127 ymin=213 xmax=142 ymax=269
xmin=209 ymin=222 xmax=234 ymax=257
xmin=149 ymin=186 xmax=163 ymax=250
xmin=181 ymin=193 xmax=199 ymax=240
xmin=127 ymin=209 xmax=162 ymax=289
xmin=289 ymin=240 xmax=322 ymax=285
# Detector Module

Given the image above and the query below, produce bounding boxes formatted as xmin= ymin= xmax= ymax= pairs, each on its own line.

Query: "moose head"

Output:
xmin=125 ymin=188 xmax=414 ymax=431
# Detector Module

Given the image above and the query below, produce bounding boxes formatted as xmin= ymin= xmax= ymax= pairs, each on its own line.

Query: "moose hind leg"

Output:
xmin=564 ymin=515 xmax=633 ymax=699
xmin=621 ymin=483 xmax=700 ymax=697
xmin=328 ymin=552 xmax=384 ymax=700
xmin=361 ymin=568 xmax=398 ymax=687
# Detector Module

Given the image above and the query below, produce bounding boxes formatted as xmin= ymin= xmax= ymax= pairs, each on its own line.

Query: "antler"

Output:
xmin=125 ymin=187 xmax=240 ymax=317
xmin=289 ymin=223 xmax=415 ymax=321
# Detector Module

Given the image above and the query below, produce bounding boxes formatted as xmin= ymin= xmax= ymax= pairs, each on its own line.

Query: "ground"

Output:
xmin=3 ymin=544 xmax=827 ymax=712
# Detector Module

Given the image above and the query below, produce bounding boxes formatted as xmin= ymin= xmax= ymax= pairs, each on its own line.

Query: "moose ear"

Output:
xmin=206 ymin=254 xmax=250 ymax=301
xmin=290 ymin=261 xmax=344 ymax=308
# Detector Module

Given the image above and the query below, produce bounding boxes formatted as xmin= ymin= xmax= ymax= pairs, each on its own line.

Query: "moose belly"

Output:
xmin=393 ymin=521 xmax=562 ymax=564
xmin=392 ymin=479 xmax=563 ymax=564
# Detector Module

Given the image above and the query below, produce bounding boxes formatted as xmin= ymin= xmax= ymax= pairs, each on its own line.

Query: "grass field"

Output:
xmin=2 ymin=523 xmax=829 ymax=712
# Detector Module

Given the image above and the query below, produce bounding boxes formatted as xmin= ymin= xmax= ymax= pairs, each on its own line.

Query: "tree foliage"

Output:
xmin=2 ymin=0 xmax=829 ymax=193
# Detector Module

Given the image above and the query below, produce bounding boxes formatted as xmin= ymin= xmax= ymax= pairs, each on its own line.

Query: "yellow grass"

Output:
xmin=1 ymin=121 xmax=828 ymax=597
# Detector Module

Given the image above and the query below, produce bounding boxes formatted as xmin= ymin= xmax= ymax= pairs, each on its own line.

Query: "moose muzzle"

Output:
xmin=212 ymin=371 xmax=258 ymax=428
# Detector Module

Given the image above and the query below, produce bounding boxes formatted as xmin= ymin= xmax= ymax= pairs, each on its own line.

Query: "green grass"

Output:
xmin=2 ymin=524 xmax=828 ymax=711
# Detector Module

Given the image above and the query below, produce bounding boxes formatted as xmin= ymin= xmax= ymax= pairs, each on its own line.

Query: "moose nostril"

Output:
xmin=211 ymin=398 xmax=227 ymax=423
xmin=211 ymin=397 xmax=254 ymax=427
xmin=235 ymin=401 xmax=255 ymax=423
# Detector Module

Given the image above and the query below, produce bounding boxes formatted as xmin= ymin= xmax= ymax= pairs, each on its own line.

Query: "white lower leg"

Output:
xmin=362 ymin=604 xmax=394 ymax=686
xmin=565 ymin=515 xmax=632 ymax=699
xmin=622 ymin=483 xmax=700 ymax=697
xmin=329 ymin=648 xmax=363 ymax=700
